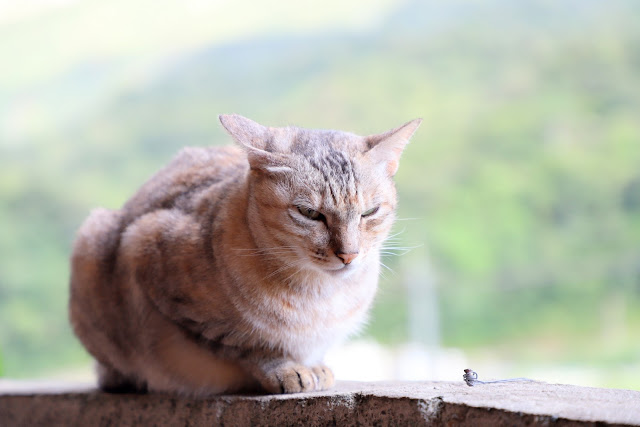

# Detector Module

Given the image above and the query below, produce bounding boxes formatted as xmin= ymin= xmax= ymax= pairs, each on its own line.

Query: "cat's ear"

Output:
xmin=219 ymin=114 xmax=269 ymax=150
xmin=219 ymin=114 xmax=292 ymax=174
xmin=365 ymin=118 xmax=422 ymax=176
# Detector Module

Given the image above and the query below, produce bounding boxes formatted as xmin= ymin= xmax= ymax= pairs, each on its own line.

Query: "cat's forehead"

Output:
xmin=289 ymin=131 xmax=361 ymax=179
xmin=293 ymin=128 xmax=363 ymax=153
xmin=265 ymin=127 xmax=365 ymax=155
xmin=289 ymin=144 xmax=385 ymax=212
xmin=266 ymin=127 xmax=389 ymax=209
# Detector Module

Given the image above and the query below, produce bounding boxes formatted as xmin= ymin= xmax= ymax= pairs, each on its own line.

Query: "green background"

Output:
xmin=1 ymin=0 xmax=638 ymax=389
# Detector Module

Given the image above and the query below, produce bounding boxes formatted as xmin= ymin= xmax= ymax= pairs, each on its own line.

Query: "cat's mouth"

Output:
xmin=308 ymin=252 xmax=362 ymax=275
xmin=322 ymin=260 xmax=359 ymax=276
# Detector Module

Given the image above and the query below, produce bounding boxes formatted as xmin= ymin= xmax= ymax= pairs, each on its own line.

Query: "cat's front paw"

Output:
xmin=263 ymin=362 xmax=334 ymax=394
xmin=311 ymin=364 xmax=334 ymax=391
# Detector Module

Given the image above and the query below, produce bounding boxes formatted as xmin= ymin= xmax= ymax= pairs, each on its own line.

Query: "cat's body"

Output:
xmin=69 ymin=114 xmax=420 ymax=396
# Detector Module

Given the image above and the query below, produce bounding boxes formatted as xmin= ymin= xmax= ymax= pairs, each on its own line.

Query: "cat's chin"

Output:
xmin=304 ymin=255 xmax=360 ymax=276
xmin=304 ymin=259 xmax=354 ymax=276
xmin=323 ymin=263 xmax=358 ymax=277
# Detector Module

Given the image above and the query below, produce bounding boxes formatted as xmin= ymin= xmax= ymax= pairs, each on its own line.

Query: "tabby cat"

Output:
xmin=69 ymin=114 xmax=421 ymax=396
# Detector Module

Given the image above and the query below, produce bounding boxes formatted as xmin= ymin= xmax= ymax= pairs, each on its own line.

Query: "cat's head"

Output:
xmin=220 ymin=114 xmax=421 ymax=276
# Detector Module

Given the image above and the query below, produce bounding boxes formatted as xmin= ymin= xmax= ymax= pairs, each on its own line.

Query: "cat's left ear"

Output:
xmin=219 ymin=114 xmax=292 ymax=174
xmin=365 ymin=118 xmax=422 ymax=176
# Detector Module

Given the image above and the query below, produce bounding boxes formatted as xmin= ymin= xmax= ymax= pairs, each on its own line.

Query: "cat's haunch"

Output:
xmin=69 ymin=114 xmax=421 ymax=396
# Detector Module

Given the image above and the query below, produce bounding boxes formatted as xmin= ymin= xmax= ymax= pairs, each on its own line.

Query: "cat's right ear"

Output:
xmin=219 ymin=114 xmax=268 ymax=150
xmin=219 ymin=114 xmax=292 ymax=175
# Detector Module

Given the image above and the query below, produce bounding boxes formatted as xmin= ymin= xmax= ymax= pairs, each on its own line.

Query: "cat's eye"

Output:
xmin=362 ymin=206 xmax=379 ymax=217
xmin=297 ymin=205 xmax=324 ymax=221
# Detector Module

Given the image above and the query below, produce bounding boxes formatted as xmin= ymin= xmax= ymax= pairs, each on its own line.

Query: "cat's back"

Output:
xmin=122 ymin=145 xmax=247 ymax=221
xmin=70 ymin=145 xmax=246 ymax=355
xmin=71 ymin=144 xmax=246 ymax=295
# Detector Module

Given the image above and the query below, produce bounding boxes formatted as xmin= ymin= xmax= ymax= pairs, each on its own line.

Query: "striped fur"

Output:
xmin=69 ymin=114 xmax=421 ymax=396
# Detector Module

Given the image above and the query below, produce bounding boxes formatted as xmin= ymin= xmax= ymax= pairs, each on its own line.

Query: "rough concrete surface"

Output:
xmin=0 ymin=380 xmax=639 ymax=426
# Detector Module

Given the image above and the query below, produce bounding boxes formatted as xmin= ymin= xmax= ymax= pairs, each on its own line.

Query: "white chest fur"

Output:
xmin=242 ymin=264 xmax=380 ymax=364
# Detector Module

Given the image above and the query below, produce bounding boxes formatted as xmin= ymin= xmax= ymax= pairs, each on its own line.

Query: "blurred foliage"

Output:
xmin=0 ymin=0 xmax=639 ymax=387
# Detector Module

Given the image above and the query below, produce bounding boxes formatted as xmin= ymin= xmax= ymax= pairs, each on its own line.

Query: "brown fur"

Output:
xmin=69 ymin=114 xmax=421 ymax=396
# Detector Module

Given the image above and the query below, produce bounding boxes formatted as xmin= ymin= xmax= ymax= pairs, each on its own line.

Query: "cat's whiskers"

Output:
xmin=282 ymin=264 xmax=308 ymax=287
xmin=234 ymin=246 xmax=299 ymax=258
xmin=375 ymin=228 xmax=421 ymax=279
xmin=375 ymin=228 xmax=422 ymax=258
xmin=378 ymin=260 xmax=395 ymax=279
xmin=264 ymin=263 xmax=295 ymax=280
xmin=235 ymin=245 xmax=314 ymax=284
xmin=371 ymin=232 xmax=403 ymax=250
xmin=234 ymin=245 xmax=298 ymax=251
xmin=238 ymin=252 xmax=296 ymax=259
xmin=236 ymin=249 xmax=299 ymax=260
xmin=379 ymin=244 xmax=422 ymax=256
xmin=385 ymin=228 xmax=407 ymax=240
xmin=263 ymin=257 xmax=308 ymax=281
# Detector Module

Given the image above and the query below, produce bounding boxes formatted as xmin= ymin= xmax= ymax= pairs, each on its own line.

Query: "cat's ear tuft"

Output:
xmin=219 ymin=114 xmax=268 ymax=150
xmin=246 ymin=150 xmax=293 ymax=175
xmin=365 ymin=118 xmax=422 ymax=176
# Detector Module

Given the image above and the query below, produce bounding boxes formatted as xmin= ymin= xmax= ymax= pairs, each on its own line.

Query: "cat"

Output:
xmin=69 ymin=114 xmax=421 ymax=396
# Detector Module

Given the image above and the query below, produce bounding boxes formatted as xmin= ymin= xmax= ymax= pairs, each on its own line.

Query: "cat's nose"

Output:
xmin=337 ymin=252 xmax=359 ymax=265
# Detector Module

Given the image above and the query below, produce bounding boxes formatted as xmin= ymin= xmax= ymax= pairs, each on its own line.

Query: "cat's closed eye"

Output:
xmin=297 ymin=205 xmax=324 ymax=221
xmin=362 ymin=206 xmax=379 ymax=217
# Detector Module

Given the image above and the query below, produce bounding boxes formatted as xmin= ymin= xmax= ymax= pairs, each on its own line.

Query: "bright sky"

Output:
xmin=0 ymin=0 xmax=398 ymax=89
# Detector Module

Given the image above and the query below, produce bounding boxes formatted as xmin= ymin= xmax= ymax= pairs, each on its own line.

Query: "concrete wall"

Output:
xmin=1 ymin=380 xmax=639 ymax=426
